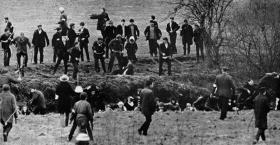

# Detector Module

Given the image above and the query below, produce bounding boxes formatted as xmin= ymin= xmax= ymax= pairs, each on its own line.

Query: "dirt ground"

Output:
xmin=1 ymin=110 xmax=280 ymax=145
xmin=0 ymin=0 xmax=279 ymax=144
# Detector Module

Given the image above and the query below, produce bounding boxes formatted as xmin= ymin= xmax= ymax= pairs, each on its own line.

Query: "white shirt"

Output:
xmin=38 ymin=30 xmax=42 ymax=34
xmin=122 ymin=25 xmax=125 ymax=37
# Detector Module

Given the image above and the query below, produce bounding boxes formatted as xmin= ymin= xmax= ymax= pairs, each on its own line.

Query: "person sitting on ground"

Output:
xmin=125 ymin=36 xmax=138 ymax=63
xmin=29 ymin=88 xmax=46 ymax=115
xmin=116 ymin=101 xmax=127 ymax=111
xmin=166 ymin=98 xmax=179 ymax=111
xmin=111 ymin=60 xmax=134 ymax=76
xmin=20 ymin=105 xmax=31 ymax=115
xmin=124 ymin=96 xmax=136 ymax=111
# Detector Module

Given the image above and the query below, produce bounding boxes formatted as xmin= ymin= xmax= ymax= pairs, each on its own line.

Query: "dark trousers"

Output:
xmin=53 ymin=48 xmax=58 ymax=63
xmin=159 ymin=58 xmax=171 ymax=76
xmin=256 ymin=128 xmax=266 ymax=141
xmin=16 ymin=52 xmax=27 ymax=68
xmin=1 ymin=119 xmax=13 ymax=142
xmin=33 ymin=107 xmax=46 ymax=115
xmin=3 ymin=47 xmax=11 ymax=66
xmin=195 ymin=42 xmax=204 ymax=61
xmin=182 ymin=39 xmax=191 ymax=55
xmin=72 ymin=61 xmax=79 ymax=79
xmin=61 ymin=113 xmax=70 ymax=127
xmin=34 ymin=46 xmax=44 ymax=63
xmin=69 ymin=120 xmax=77 ymax=141
xmin=94 ymin=54 xmax=106 ymax=73
xmin=139 ymin=115 xmax=152 ymax=135
xmin=219 ymin=96 xmax=229 ymax=120
xmin=53 ymin=54 xmax=68 ymax=74
xmin=77 ymin=117 xmax=93 ymax=141
xmin=105 ymin=37 xmax=114 ymax=58
xmin=148 ymin=39 xmax=158 ymax=57
xmin=108 ymin=52 xmax=122 ymax=72
xmin=80 ymin=43 xmax=90 ymax=62
xmin=169 ymin=33 xmax=177 ymax=54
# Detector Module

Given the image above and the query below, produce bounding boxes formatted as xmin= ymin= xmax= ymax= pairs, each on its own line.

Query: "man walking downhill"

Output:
xmin=253 ymin=87 xmax=270 ymax=144
xmin=214 ymin=67 xmax=235 ymax=120
xmin=144 ymin=20 xmax=162 ymax=57
xmin=0 ymin=28 xmax=12 ymax=67
xmin=180 ymin=19 xmax=193 ymax=56
xmin=92 ymin=38 xmax=106 ymax=73
xmin=0 ymin=84 xmax=18 ymax=142
xmin=166 ymin=17 xmax=180 ymax=54
xmin=13 ymin=33 xmax=31 ymax=68
xmin=32 ymin=24 xmax=49 ymax=64
xmin=138 ymin=78 xmax=157 ymax=136
xmin=78 ymin=22 xmax=90 ymax=62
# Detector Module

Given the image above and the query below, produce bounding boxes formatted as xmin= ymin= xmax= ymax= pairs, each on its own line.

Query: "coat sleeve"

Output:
xmin=174 ymin=23 xmax=180 ymax=32
xmin=144 ymin=26 xmax=149 ymax=37
xmin=86 ymin=29 xmax=90 ymax=38
xmin=45 ymin=32 xmax=50 ymax=46
xmin=32 ymin=31 xmax=36 ymax=45
xmin=166 ymin=24 xmax=170 ymax=33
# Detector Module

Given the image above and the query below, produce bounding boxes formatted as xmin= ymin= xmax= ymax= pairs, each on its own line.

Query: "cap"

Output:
xmin=129 ymin=19 xmax=134 ymax=22
xmin=151 ymin=15 xmax=155 ymax=20
xmin=80 ymin=22 xmax=85 ymax=26
xmin=37 ymin=24 xmax=42 ymax=27
xmin=170 ymin=17 xmax=174 ymax=20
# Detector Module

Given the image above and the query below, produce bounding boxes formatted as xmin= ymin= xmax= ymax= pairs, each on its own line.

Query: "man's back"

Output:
xmin=32 ymin=90 xmax=46 ymax=109
xmin=140 ymin=88 xmax=156 ymax=116
xmin=215 ymin=73 xmax=235 ymax=97
xmin=74 ymin=100 xmax=93 ymax=121
xmin=0 ymin=91 xmax=16 ymax=123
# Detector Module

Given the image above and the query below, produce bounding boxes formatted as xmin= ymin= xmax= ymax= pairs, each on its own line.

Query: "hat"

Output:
xmin=59 ymin=7 xmax=65 ymax=12
xmin=151 ymin=15 xmax=155 ymax=20
xmin=116 ymin=34 xmax=122 ymax=39
xmin=170 ymin=17 xmax=174 ymax=20
xmin=75 ymin=86 xmax=83 ymax=93
xmin=70 ymin=23 xmax=75 ymax=27
xmin=37 ymin=24 xmax=42 ymax=27
xmin=59 ymin=74 xmax=69 ymax=82
xmin=76 ymin=133 xmax=90 ymax=141
xmin=118 ymin=101 xmax=124 ymax=106
xmin=80 ymin=22 xmax=85 ymax=26
xmin=129 ymin=19 xmax=134 ymax=22
xmin=129 ymin=36 xmax=135 ymax=41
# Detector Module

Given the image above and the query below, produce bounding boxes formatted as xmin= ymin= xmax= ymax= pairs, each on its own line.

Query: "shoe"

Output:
xmin=138 ymin=129 xmax=142 ymax=135
xmin=68 ymin=135 xmax=72 ymax=141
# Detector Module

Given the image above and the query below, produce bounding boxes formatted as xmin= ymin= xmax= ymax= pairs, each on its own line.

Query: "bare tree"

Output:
xmin=166 ymin=0 xmax=233 ymax=68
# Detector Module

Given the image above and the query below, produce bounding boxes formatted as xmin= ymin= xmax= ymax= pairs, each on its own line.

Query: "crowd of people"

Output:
xmin=0 ymin=7 xmax=273 ymax=145
xmin=0 ymin=7 xmax=206 ymax=79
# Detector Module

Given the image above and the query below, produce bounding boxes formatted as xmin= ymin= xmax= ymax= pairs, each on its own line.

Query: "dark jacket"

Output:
xmin=52 ymin=32 xmax=66 ymax=57
xmin=56 ymin=82 xmax=75 ymax=114
xmin=127 ymin=24 xmax=140 ymax=39
xmin=144 ymin=26 xmax=162 ymax=40
xmin=31 ymin=90 xmax=46 ymax=109
xmin=193 ymin=28 xmax=203 ymax=44
xmin=73 ymin=100 xmax=93 ymax=122
xmin=140 ymin=88 xmax=156 ymax=116
xmin=159 ymin=42 xmax=172 ymax=58
xmin=125 ymin=42 xmax=138 ymax=56
xmin=0 ymin=91 xmax=17 ymax=123
xmin=90 ymin=12 xmax=110 ymax=31
xmin=104 ymin=26 xmax=116 ymax=39
xmin=254 ymin=93 xmax=270 ymax=129
xmin=32 ymin=29 xmax=49 ymax=47
xmin=92 ymin=41 xmax=106 ymax=55
xmin=68 ymin=28 xmax=78 ymax=47
xmin=214 ymin=73 xmax=235 ymax=98
xmin=13 ymin=36 xmax=31 ymax=54
xmin=166 ymin=22 xmax=180 ymax=34
xmin=109 ymin=39 xmax=123 ymax=52
xmin=78 ymin=28 xmax=90 ymax=44
xmin=68 ymin=46 xmax=80 ymax=63
xmin=180 ymin=24 xmax=193 ymax=44
xmin=116 ymin=24 xmax=128 ymax=37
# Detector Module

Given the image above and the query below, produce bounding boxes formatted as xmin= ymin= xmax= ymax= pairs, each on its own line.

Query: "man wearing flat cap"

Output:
xmin=68 ymin=23 xmax=78 ymax=48
xmin=32 ymin=24 xmax=49 ymax=64
xmin=214 ymin=67 xmax=235 ymax=120
xmin=166 ymin=17 xmax=180 ymax=54
xmin=0 ymin=84 xmax=18 ymax=142
xmin=104 ymin=20 xmax=117 ymax=58
xmin=78 ymin=22 xmax=90 ymax=62
xmin=92 ymin=38 xmax=106 ymax=73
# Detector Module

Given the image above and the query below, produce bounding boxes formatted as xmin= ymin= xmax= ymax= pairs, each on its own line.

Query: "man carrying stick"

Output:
xmin=0 ymin=84 xmax=18 ymax=142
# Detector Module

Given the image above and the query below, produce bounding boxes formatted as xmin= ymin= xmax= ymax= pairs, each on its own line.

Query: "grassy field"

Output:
xmin=2 ymin=111 xmax=280 ymax=145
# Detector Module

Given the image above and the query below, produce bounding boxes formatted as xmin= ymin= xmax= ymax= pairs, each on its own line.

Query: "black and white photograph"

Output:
xmin=0 ymin=0 xmax=280 ymax=144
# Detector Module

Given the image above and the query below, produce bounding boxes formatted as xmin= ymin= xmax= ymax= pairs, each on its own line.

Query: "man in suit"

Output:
xmin=68 ymin=23 xmax=78 ymax=48
xmin=144 ymin=20 xmax=162 ymax=57
xmin=78 ymin=22 xmax=90 ymax=62
xmin=253 ymin=87 xmax=270 ymax=144
xmin=92 ymin=38 xmax=106 ymax=73
xmin=193 ymin=24 xmax=204 ymax=62
xmin=32 ymin=25 xmax=49 ymax=64
xmin=166 ymin=17 xmax=180 ymax=54
xmin=4 ymin=17 xmax=13 ymax=33
xmin=0 ymin=28 xmax=12 ymax=66
xmin=90 ymin=8 xmax=110 ymax=38
xmin=116 ymin=19 xmax=128 ymax=43
xmin=214 ymin=67 xmax=235 ymax=120
xmin=158 ymin=37 xmax=172 ymax=76
xmin=180 ymin=19 xmax=193 ymax=55
xmin=104 ymin=20 xmax=117 ymax=58
xmin=13 ymin=33 xmax=31 ymax=68
xmin=138 ymin=78 xmax=156 ymax=136
xmin=52 ymin=27 xmax=68 ymax=75
xmin=127 ymin=19 xmax=140 ymax=41
xmin=108 ymin=35 xmax=123 ymax=72
xmin=0 ymin=84 xmax=18 ymax=142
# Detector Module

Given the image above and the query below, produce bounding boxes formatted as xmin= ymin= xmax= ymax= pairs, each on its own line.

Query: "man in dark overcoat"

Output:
xmin=78 ymin=22 xmax=90 ymax=62
xmin=180 ymin=19 xmax=193 ymax=55
xmin=32 ymin=24 xmax=49 ymax=64
xmin=253 ymin=87 xmax=270 ymax=144
xmin=166 ymin=17 xmax=180 ymax=54
xmin=138 ymin=78 xmax=156 ymax=136
xmin=158 ymin=37 xmax=172 ymax=76
xmin=92 ymin=38 xmax=106 ymax=73
xmin=144 ymin=20 xmax=162 ymax=57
